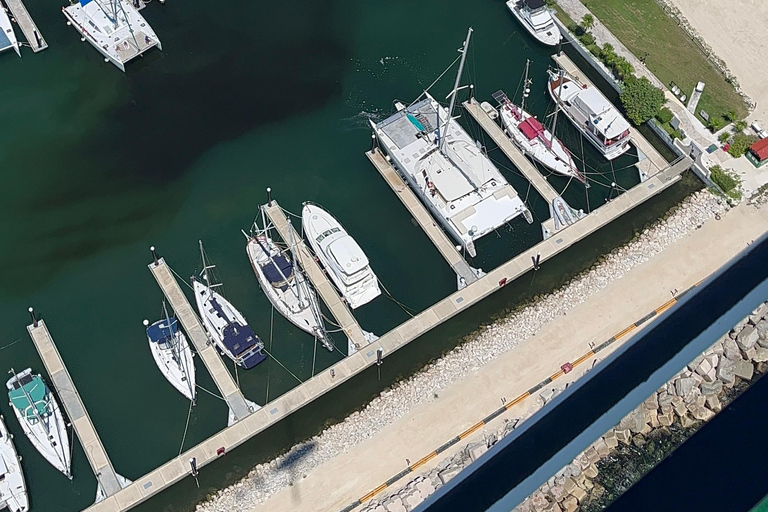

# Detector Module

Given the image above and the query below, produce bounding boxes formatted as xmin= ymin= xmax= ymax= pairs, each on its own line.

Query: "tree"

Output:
xmin=614 ymin=58 xmax=635 ymax=80
xmin=581 ymin=14 xmax=595 ymax=31
xmin=724 ymin=109 xmax=738 ymax=122
xmin=707 ymin=117 xmax=725 ymax=132
xmin=620 ymin=76 xmax=666 ymax=126
xmin=718 ymin=131 xmax=731 ymax=143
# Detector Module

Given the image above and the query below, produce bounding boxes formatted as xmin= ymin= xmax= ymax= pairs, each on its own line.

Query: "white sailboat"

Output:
xmin=245 ymin=208 xmax=331 ymax=351
xmin=493 ymin=60 xmax=585 ymax=184
xmin=6 ymin=369 xmax=71 ymax=479
xmin=193 ymin=241 xmax=267 ymax=369
xmin=302 ymin=203 xmax=381 ymax=310
xmin=0 ymin=416 xmax=28 ymax=512
xmin=0 ymin=7 xmax=20 ymax=57
xmin=144 ymin=304 xmax=196 ymax=402
xmin=371 ymin=28 xmax=532 ymax=258
xmin=506 ymin=0 xmax=561 ymax=46
xmin=547 ymin=69 xmax=631 ymax=160
xmin=62 ymin=0 xmax=161 ymax=72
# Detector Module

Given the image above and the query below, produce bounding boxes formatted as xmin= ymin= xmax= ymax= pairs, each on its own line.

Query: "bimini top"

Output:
xmin=208 ymin=296 xmax=261 ymax=357
xmin=8 ymin=374 xmax=50 ymax=422
xmin=146 ymin=317 xmax=179 ymax=343
xmin=519 ymin=117 xmax=546 ymax=140
xmin=262 ymin=253 xmax=294 ymax=287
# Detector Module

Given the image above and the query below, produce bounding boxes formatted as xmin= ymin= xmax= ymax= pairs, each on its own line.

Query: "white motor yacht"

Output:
xmin=0 ymin=416 xmax=28 ymax=512
xmin=506 ymin=0 xmax=561 ymax=46
xmin=302 ymin=203 xmax=380 ymax=310
xmin=6 ymin=369 xmax=71 ymax=479
xmin=62 ymin=0 xmax=161 ymax=72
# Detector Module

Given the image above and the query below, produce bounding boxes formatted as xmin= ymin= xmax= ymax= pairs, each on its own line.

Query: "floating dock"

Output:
xmin=262 ymin=202 xmax=370 ymax=352
xmin=149 ymin=258 xmax=255 ymax=422
xmin=5 ymin=0 xmax=47 ymax=52
xmin=366 ymin=148 xmax=479 ymax=287
xmin=27 ymin=319 xmax=128 ymax=500
xmin=551 ymin=53 xmax=669 ymax=178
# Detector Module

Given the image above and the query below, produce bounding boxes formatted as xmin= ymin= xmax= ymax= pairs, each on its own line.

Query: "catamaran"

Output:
xmin=371 ymin=28 xmax=532 ymax=258
xmin=302 ymin=203 xmax=380 ymax=310
xmin=0 ymin=7 xmax=20 ymax=57
xmin=547 ymin=68 xmax=631 ymax=160
xmin=144 ymin=304 xmax=196 ymax=401
xmin=493 ymin=60 xmax=585 ymax=184
xmin=506 ymin=0 xmax=561 ymax=46
xmin=0 ymin=416 xmax=28 ymax=512
xmin=6 ymin=369 xmax=71 ymax=479
xmin=62 ymin=0 xmax=162 ymax=72
xmin=245 ymin=208 xmax=331 ymax=350
xmin=193 ymin=241 xmax=267 ymax=369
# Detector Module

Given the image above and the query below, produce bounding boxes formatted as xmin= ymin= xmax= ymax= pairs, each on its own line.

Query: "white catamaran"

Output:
xmin=371 ymin=28 xmax=532 ymax=257
xmin=193 ymin=242 xmax=267 ymax=369
xmin=6 ymin=369 xmax=71 ymax=479
xmin=494 ymin=60 xmax=585 ymax=184
xmin=62 ymin=0 xmax=162 ymax=72
xmin=0 ymin=7 xmax=20 ymax=57
xmin=302 ymin=203 xmax=381 ymax=310
xmin=245 ymin=208 xmax=331 ymax=350
xmin=547 ymin=69 xmax=631 ymax=160
xmin=506 ymin=0 xmax=561 ymax=46
xmin=144 ymin=304 xmax=196 ymax=402
xmin=0 ymin=416 xmax=28 ymax=512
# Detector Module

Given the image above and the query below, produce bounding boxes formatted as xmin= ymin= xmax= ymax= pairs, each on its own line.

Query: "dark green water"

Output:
xmin=0 ymin=0 xmax=694 ymax=510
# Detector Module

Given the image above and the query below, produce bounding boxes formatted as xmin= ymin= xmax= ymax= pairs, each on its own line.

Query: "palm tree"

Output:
xmin=581 ymin=14 xmax=595 ymax=31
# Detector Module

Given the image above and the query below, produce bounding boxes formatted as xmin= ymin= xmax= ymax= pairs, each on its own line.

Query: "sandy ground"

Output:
xmin=244 ymin=200 xmax=768 ymax=512
xmin=664 ymin=0 xmax=768 ymax=125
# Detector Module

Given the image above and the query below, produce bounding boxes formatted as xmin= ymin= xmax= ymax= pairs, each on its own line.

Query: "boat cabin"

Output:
xmin=520 ymin=0 xmax=556 ymax=31
xmin=262 ymin=252 xmax=294 ymax=290
xmin=146 ymin=318 xmax=178 ymax=350
xmin=208 ymin=296 xmax=266 ymax=369
xmin=8 ymin=374 xmax=50 ymax=423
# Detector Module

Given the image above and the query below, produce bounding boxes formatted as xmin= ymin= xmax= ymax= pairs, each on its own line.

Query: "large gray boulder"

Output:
xmin=754 ymin=348 xmax=768 ymax=363
xmin=733 ymin=360 xmax=754 ymax=380
xmin=675 ymin=377 xmax=697 ymax=397
xmin=736 ymin=325 xmax=759 ymax=351
xmin=717 ymin=358 xmax=736 ymax=386
xmin=700 ymin=380 xmax=723 ymax=395
xmin=723 ymin=337 xmax=742 ymax=360
xmin=619 ymin=407 xmax=647 ymax=433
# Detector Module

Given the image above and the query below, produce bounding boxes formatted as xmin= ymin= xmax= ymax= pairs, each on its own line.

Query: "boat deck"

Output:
xmin=5 ymin=0 xmax=46 ymax=52
xmin=149 ymin=258 xmax=254 ymax=422
xmin=262 ymin=202 xmax=369 ymax=351
xmin=366 ymin=148 xmax=479 ymax=286
xmin=27 ymin=320 xmax=125 ymax=498
xmin=114 ymin=31 xmax=158 ymax=64
xmin=551 ymin=53 xmax=669 ymax=178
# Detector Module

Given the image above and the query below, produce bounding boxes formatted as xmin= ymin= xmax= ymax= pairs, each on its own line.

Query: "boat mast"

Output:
xmin=440 ymin=27 xmax=473 ymax=152
xmin=286 ymin=219 xmax=305 ymax=306
xmin=521 ymin=59 xmax=531 ymax=111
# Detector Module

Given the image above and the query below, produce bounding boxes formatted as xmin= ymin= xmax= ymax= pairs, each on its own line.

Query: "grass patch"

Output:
xmin=548 ymin=0 xmax=577 ymax=28
xmin=580 ymin=0 xmax=747 ymax=125
xmin=709 ymin=164 xmax=742 ymax=201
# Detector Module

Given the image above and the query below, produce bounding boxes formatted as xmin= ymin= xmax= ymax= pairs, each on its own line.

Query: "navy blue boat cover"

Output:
xmin=147 ymin=317 xmax=178 ymax=343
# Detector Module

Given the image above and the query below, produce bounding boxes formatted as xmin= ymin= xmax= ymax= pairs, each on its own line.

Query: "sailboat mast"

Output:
xmin=521 ymin=59 xmax=531 ymax=111
xmin=551 ymin=68 xmax=565 ymax=143
xmin=287 ymin=219 xmax=305 ymax=305
xmin=440 ymin=27 xmax=473 ymax=151
xmin=198 ymin=240 xmax=210 ymax=288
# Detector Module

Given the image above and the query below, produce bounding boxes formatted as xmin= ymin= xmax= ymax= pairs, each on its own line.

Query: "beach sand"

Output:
xmin=664 ymin=0 xmax=768 ymax=124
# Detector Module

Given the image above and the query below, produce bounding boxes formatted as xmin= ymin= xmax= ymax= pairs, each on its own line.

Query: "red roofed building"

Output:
xmin=747 ymin=137 xmax=768 ymax=168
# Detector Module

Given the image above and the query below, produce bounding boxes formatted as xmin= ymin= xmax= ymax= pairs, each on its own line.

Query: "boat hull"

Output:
xmin=147 ymin=326 xmax=196 ymax=401
xmin=507 ymin=1 xmax=561 ymax=46
xmin=0 ymin=8 xmax=20 ymax=57
xmin=0 ymin=416 xmax=28 ymax=512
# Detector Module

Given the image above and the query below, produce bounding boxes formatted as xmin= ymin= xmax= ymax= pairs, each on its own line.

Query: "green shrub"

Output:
xmin=727 ymin=133 xmax=758 ymax=157
xmin=656 ymin=107 xmax=673 ymax=124
xmin=620 ymin=75 xmax=666 ymax=125
xmin=578 ymin=32 xmax=596 ymax=46
xmin=709 ymin=165 xmax=741 ymax=200
xmin=734 ymin=120 xmax=748 ymax=132
xmin=718 ymin=131 xmax=731 ymax=143
xmin=581 ymin=14 xmax=595 ymax=31
xmin=707 ymin=117 xmax=725 ymax=132
xmin=724 ymin=110 xmax=738 ymax=122
xmin=587 ymin=43 xmax=602 ymax=56
xmin=614 ymin=58 xmax=635 ymax=80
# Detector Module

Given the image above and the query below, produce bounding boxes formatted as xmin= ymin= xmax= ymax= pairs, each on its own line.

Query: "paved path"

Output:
xmin=246 ymin=200 xmax=768 ymax=512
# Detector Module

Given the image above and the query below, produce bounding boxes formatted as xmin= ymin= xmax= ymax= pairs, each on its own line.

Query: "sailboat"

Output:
xmin=0 ymin=416 xmax=28 ymax=512
xmin=245 ymin=208 xmax=331 ymax=351
xmin=0 ymin=7 xmax=20 ymax=57
xmin=493 ymin=60 xmax=585 ymax=184
xmin=6 ymin=369 xmax=71 ymax=479
xmin=302 ymin=203 xmax=381 ymax=310
xmin=62 ymin=0 xmax=162 ymax=72
xmin=371 ymin=28 xmax=532 ymax=258
xmin=144 ymin=303 xmax=197 ymax=401
xmin=193 ymin=241 xmax=267 ymax=369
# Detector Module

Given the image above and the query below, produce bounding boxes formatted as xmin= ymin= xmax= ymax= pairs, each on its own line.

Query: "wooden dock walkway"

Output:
xmin=149 ymin=258 xmax=254 ymax=422
xmin=5 ymin=0 xmax=47 ymax=52
xmin=27 ymin=320 xmax=127 ymax=500
xmin=366 ymin=149 xmax=479 ymax=287
xmin=551 ymin=53 xmax=669 ymax=177
xmin=262 ymin=202 xmax=369 ymax=352
xmin=82 ymin=152 xmax=690 ymax=512
xmin=464 ymin=98 xmax=561 ymax=205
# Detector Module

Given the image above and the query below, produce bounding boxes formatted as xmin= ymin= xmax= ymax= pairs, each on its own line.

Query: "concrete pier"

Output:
xmin=262 ymin=202 xmax=369 ymax=351
xmin=149 ymin=258 xmax=254 ymax=422
xmin=27 ymin=319 xmax=127 ymax=499
xmin=551 ymin=53 xmax=669 ymax=177
xmin=366 ymin=148 xmax=479 ymax=287
xmin=5 ymin=0 xmax=47 ymax=52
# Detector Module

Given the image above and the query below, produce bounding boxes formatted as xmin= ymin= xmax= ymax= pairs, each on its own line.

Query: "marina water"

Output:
xmin=0 ymin=0 xmax=696 ymax=510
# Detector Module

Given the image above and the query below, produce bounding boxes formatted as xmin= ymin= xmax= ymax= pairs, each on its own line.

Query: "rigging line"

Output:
xmin=311 ymin=334 xmax=318 ymax=378
xmin=378 ymin=279 xmax=417 ymax=317
xmin=196 ymin=384 xmax=225 ymax=401
xmin=265 ymin=307 xmax=274 ymax=403
xmin=168 ymin=263 xmax=196 ymax=292
xmin=234 ymin=356 xmax=240 ymax=389
xmin=262 ymin=346 xmax=303 ymax=385
xmin=0 ymin=338 xmax=22 ymax=351
xmin=178 ymin=399 xmax=194 ymax=456
xmin=409 ymin=53 xmax=463 ymax=108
